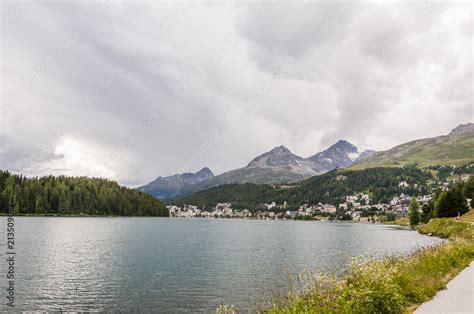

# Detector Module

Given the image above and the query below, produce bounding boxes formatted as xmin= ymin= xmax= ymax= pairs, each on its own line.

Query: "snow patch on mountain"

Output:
xmin=140 ymin=140 xmax=379 ymax=199
xmin=348 ymin=152 xmax=361 ymax=161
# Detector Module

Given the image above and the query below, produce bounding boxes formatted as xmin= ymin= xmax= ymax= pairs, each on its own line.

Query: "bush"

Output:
xmin=385 ymin=213 xmax=396 ymax=222
xmin=435 ymin=187 xmax=468 ymax=218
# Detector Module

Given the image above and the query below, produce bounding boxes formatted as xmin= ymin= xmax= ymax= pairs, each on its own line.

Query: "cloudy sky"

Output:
xmin=1 ymin=0 xmax=472 ymax=186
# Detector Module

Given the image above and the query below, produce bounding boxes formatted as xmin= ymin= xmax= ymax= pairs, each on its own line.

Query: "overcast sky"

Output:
xmin=1 ymin=0 xmax=472 ymax=186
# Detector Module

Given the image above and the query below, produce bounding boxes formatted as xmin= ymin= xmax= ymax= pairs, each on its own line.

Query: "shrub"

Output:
xmin=385 ymin=213 xmax=396 ymax=222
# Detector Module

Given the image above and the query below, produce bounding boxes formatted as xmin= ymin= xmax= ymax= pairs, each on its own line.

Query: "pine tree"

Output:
xmin=463 ymin=176 xmax=474 ymax=198
xmin=35 ymin=193 xmax=45 ymax=215
xmin=421 ymin=201 xmax=434 ymax=223
xmin=14 ymin=200 xmax=20 ymax=215
xmin=435 ymin=187 xmax=468 ymax=218
xmin=408 ymin=197 xmax=421 ymax=227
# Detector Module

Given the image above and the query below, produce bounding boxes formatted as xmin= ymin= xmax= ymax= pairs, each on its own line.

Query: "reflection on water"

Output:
xmin=0 ymin=217 xmax=443 ymax=312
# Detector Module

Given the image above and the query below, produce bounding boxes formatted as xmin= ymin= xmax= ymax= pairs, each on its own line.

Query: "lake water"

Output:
xmin=0 ymin=217 xmax=443 ymax=312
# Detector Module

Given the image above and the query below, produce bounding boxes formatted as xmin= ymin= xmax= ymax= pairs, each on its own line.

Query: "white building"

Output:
xmin=399 ymin=181 xmax=410 ymax=188
xmin=321 ymin=204 xmax=337 ymax=214
xmin=264 ymin=202 xmax=277 ymax=210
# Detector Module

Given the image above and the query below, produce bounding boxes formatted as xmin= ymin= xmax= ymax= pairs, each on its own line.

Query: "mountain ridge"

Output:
xmin=449 ymin=123 xmax=474 ymax=136
xmin=140 ymin=140 xmax=373 ymax=199
xmin=139 ymin=167 xmax=214 ymax=199
xmin=351 ymin=123 xmax=474 ymax=170
xmin=141 ymin=123 xmax=473 ymax=199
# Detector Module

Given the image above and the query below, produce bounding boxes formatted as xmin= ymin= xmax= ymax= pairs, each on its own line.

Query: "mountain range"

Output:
xmin=140 ymin=123 xmax=473 ymax=199
xmin=139 ymin=140 xmax=375 ymax=199
xmin=174 ymin=123 xmax=473 ymax=210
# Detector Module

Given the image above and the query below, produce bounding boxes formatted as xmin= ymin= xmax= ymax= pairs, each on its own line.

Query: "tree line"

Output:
xmin=411 ymin=176 xmax=474 ymax=225
xmin=409 ymin=176 xmax=474 ymax=226
xmin=0 ymin=170 xmax=168 ymax=216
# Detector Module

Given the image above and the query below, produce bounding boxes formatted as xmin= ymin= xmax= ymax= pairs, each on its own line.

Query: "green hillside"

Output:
xmin=0 ymin=170 xmax=168 ymax=216
xmin=175 ymin=167 xmax=433 ymax=210
xmin=351 ymin=132 xmax=474 ymax=170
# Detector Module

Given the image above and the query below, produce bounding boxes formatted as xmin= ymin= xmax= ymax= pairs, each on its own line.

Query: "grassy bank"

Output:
xmin=417 ymin=218 xmax=474 ymax=240
xmin=458 ymin=209 xmax=474 ymax=223
xmin=383 ymin=217 xmax=409 ymax=227
xmin=266 ymin=219 xmax=474 ymax=313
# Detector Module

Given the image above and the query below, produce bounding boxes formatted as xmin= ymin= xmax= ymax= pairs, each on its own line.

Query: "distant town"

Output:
xmin=167 ymin=172 xmax=472 ymax=223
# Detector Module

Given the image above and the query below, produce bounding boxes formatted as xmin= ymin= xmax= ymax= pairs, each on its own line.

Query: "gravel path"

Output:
xmin=415 ymin=261 xmax=474 ymax=314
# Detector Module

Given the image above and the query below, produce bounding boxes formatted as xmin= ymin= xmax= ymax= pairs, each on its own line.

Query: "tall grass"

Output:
xmin=458 ymin=209 xmax=474 ymax=223
xmin=266 ymin=218 xmax=474 ymax=313
xmin=215 ymin=218 xmax=474 ymax=313
xmin=267 ymin=240 xmax=474 ymax=313
xmin=384 ymin=217 xmax=409 ymax=227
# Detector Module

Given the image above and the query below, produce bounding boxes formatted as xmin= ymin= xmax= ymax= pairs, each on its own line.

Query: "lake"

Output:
xmin=0 ymin=217 xmax=443 ymax=312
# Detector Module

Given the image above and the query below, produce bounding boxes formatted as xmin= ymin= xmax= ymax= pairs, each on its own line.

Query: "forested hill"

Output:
xmin=175 ymin=167 xmax=434 ymax=210
xmin=0 ymin=170 xmax=168 ymax=216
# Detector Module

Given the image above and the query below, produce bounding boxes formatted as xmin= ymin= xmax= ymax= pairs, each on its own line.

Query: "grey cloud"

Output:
xmin=1 ymin=1 xmax=471 ymax=186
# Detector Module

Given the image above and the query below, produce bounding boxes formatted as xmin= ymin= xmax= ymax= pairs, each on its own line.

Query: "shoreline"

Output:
xmin=266 ymin=217 xmax=474 ymax=313
xmin=0 ymin=214 xmax=395 ymax=225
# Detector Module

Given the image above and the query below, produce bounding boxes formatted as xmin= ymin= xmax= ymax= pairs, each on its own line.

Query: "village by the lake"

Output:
xmin=168 ymin=172 xmax=472 ymax=222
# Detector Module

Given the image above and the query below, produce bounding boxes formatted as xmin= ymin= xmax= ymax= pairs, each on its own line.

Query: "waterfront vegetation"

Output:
xmin=384 ymin=217 xmax=409 ymax=227
xmin=417 ymin=218 xmax=474 ymax=240
xmin=0 ymin=170 xmax=168 ymax=216
xmin=266 ymin=219 xmax=474 ymax=314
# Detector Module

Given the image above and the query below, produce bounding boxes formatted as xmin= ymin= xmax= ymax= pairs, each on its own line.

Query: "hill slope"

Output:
xmin=175 ymin=167 xmax=433 ymax=210
xmin=351 ymin=124 xmax=474 ymax=170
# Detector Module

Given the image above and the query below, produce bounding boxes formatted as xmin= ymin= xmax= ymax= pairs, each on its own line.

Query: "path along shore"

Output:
xmin=415 ymin=260 xmax=474 ymax=313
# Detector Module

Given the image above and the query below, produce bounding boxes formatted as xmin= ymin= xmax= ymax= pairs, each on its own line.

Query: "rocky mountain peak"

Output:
xmin=330 ymin=140 xmax=358 ymax=152
xmin=449 ymin=123 xmax=474 ymax=136
xmin=196 ymin=167 xmax=214 ymax=178
xmin=269 ymin=145 xmax=295 ymax=156
xmin=307 ymin=139 xmax=360 ymax=170
xmin=248 ymin=145 xmax=301 ymax=168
